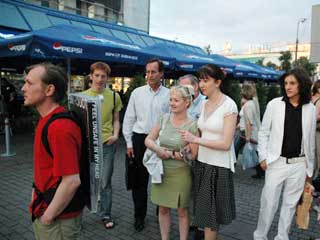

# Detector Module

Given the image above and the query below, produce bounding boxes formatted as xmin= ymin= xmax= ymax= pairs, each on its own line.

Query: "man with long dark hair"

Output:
xmin=254 ymin=68 xmax=316 ymax=240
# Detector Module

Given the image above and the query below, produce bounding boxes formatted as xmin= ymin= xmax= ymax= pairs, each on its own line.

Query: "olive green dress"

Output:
xmin=151 ymin=114 xmax=197 ymax=209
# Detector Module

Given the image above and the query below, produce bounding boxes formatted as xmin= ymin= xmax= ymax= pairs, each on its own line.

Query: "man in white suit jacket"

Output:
xmin=253 ymin=68 xmax=316 ymax=240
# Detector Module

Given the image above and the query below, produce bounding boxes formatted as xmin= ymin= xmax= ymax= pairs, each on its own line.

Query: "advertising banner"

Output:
xmin=69 ymin=93 xmax=103 ymax=213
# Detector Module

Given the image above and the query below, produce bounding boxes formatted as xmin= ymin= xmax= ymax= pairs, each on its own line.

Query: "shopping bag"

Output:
xmin=296 ymin=182 xmax=314 ymax=229
xmin=241 ymin=143 xmax=259 ymax=170
xmin=125 ymin=154 xmax=137 ymax=190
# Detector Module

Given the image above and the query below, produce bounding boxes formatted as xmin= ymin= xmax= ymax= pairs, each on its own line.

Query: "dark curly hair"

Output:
xmin=279 ymin=68 xmax=312 ymax=105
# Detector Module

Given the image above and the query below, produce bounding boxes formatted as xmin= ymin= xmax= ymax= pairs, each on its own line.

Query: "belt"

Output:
xmin=280 ymin=155 xmax=306 ymax=164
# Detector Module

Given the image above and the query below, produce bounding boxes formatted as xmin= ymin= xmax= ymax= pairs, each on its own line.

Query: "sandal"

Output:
xmin=102 ymin=217 xmax=115 ymax=229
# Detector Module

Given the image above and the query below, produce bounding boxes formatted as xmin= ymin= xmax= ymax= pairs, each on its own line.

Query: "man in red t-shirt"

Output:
xmin=22 ymin=63 xmax=83 ymax=240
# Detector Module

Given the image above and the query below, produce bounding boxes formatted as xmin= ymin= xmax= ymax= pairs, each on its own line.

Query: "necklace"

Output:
xmin=203 ymin=94 xmax=225 ymax=120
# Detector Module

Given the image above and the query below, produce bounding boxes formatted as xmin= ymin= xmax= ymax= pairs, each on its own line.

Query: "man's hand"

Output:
xmin=260 ymin=160 xmax=267 ymax=171
xmin=127 ymin=148 xmax=134 ymax=158
xmin=40 ymin=212 xmax=54 ymax=225
xmin=105 ymin=136 xmax=118 ymax=145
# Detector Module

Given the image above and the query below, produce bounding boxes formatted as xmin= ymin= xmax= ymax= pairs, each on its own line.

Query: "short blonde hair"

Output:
xmin=170 ymin=85 xmax=194 ymax=108
xmin=241 ymin=84 xmax=255 ymax=100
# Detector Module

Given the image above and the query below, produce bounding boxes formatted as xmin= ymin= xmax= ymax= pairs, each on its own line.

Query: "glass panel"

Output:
xmin=166 ymin=41 xmax=177 ymax=48
xmin=91 ymin=25 xmax=113 ymax=37
xmin=71 ymin=21 xmax=93 ymax=30
xmin=110 ymin=29 xmax=132 ymax=43
xmin=141 ymin=36 xmax=155 ymax=46
xmin=176 ymin=44 xmax=188 ymax=50
xmin=153 ymin=38 xmax=166 ymax=45
xmin=196 ymin=47 xmax=206 ymax=55
xmin=127 ymin=33 xmax=146 ymax=47
xmin=48 ymin=15 xmax=71 ymax=26
xmin=19 ymin=7 xmax=52 ymax=30
xmin=186 ymin=46 xmax=196 ymax=53
xmin=0 ymin=2 xmax=30 ymax=30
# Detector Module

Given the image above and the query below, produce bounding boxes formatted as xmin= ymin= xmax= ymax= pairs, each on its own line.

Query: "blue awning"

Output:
xmin=238 ymin=61 xmax=283 ymax=81
xmin=210 ymin=54 xmax=237 ymax=73
xmin=0 ymin=24 xmax=175 ymax=67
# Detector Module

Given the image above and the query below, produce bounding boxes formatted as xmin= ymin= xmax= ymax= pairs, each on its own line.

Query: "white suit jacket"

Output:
xmin=258 ymin=97 xmax=316 ymax=177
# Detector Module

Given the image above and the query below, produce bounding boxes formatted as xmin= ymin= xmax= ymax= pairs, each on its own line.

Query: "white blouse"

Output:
xmin=197 ymin=96 xmax=238 ymax=172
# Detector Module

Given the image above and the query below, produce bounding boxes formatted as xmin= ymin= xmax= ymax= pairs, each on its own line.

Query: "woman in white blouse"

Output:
xmin=181 ymin=64 xmax=238 ymax=240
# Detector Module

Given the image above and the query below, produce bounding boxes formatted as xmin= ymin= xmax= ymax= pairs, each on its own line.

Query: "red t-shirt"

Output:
xmin=29 ymin=106 xmax=82 ymax=219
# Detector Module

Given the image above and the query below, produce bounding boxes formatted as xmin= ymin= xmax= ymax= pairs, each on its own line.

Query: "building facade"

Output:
xmin=311 ymin=4 xmax=320 ymax=63
xmin=25 ymin=0 xmax=150 ymax=32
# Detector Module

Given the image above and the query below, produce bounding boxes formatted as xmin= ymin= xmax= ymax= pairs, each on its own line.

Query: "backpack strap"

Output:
xmin=42 ymin=111 xmax=79 ymax=158
xmin=112 ymin=90 xmax=115 ymax=132
xmin=32 ymin=111 xmax=85 ymax=221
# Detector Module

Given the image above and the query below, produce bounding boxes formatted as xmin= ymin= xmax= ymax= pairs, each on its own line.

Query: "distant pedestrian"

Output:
xmin=82 ymin=62 xmax=122 ymax=229
xmin=178 ymin=74 xmax=206 ymax=120
xmin=234 ymin=84 xmax=263 ymax=178
xmin=122 ymin=58 xmax=170 ymax=232
xmin=23 ymin=63 xmax=83 ymax=240
xmin=181 ymin=64 xmax=237 ymax=240
xmin=253 ymin=68 xmax=316 ymax=240
xmin=0 ymin=77 xmax=18 ymax=119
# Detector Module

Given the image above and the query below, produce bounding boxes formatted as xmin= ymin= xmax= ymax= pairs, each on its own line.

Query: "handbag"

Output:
xmin=241 ymin=143 xmax=259 ymax=170
xmin=125 ymin=154 xmax=137 ymax=190
xmin=296 ymin=182 xmax=314 ymax=229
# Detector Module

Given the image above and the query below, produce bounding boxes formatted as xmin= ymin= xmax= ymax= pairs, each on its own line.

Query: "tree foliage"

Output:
xmin=228 ymin=79 xmax=241 ymax=109
xmin=279 ymin=51 xmax=292 ymax=72
xmin=123 ymin=74 xmax=146 ymax=105
xmin=256 ymin=59 xmax=264 ymax=66
xmin=203 ymin=44 xmax=212 ymax=55
xmin=295 ymin=57 xmax=316 ymax=76
xmin=266 ymin=61 xmax=278 ymax=70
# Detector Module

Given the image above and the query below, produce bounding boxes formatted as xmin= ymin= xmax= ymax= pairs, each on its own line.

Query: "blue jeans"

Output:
xmin=100 ymin=143 xmax=116 ymax=219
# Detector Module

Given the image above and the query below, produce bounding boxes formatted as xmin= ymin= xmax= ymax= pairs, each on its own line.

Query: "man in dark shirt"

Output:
xmin=0 ymin=77 xmax=17 ymax=118
xmin=253 ymin=68 xmax=316 ymax=240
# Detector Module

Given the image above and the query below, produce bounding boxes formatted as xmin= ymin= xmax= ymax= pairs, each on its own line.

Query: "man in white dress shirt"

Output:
xmin=253 ymin=68 xmax=316 ymax=240
xmin=178 ymin=74 xmax=206 ymax=120
xmin=122 ymin=58 xmax=170 ymax=232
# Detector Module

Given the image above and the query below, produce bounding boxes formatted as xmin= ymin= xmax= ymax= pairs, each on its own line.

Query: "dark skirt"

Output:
xmin=193 ymin=160 xmax=236 ymax=230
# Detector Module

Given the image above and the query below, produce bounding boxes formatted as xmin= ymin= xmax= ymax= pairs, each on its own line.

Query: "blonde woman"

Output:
xmin=236 ymin=84 xmax=263 ymax=178
xmin=181 ymin=64 xmax=237 ymax=240
xmin=145 ymin=85 xmax=198 ymax=240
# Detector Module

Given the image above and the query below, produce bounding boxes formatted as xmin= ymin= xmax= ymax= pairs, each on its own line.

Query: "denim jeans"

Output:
xmin=100 ymin=143 xmax=116 ymax=219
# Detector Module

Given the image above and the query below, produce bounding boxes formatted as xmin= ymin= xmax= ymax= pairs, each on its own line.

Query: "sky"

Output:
xmin=149 ymin=0 xmax=319 ymax=54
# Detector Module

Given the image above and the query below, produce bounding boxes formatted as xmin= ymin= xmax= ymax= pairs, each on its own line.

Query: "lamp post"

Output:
xmin=295 ymin=18 xmax=307 ymax=64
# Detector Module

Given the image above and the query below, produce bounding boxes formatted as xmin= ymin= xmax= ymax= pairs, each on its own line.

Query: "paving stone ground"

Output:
xmin=0 ymin=132 xmax=319 ymax=240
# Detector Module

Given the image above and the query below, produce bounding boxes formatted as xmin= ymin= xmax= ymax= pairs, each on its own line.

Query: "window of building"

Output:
xmin=0 ymin=2 xmax=30 ymax=31
xmin=19 ymin=7 xmax=52 ymax=30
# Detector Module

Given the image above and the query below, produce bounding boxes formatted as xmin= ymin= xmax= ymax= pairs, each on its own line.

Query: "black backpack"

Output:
xmin=31 ymin=111 xmax=90 ymax=221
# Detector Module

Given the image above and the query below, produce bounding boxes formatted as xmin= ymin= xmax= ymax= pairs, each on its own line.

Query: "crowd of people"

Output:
xmin=21 ymin=58 xmax=319 ymax=240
